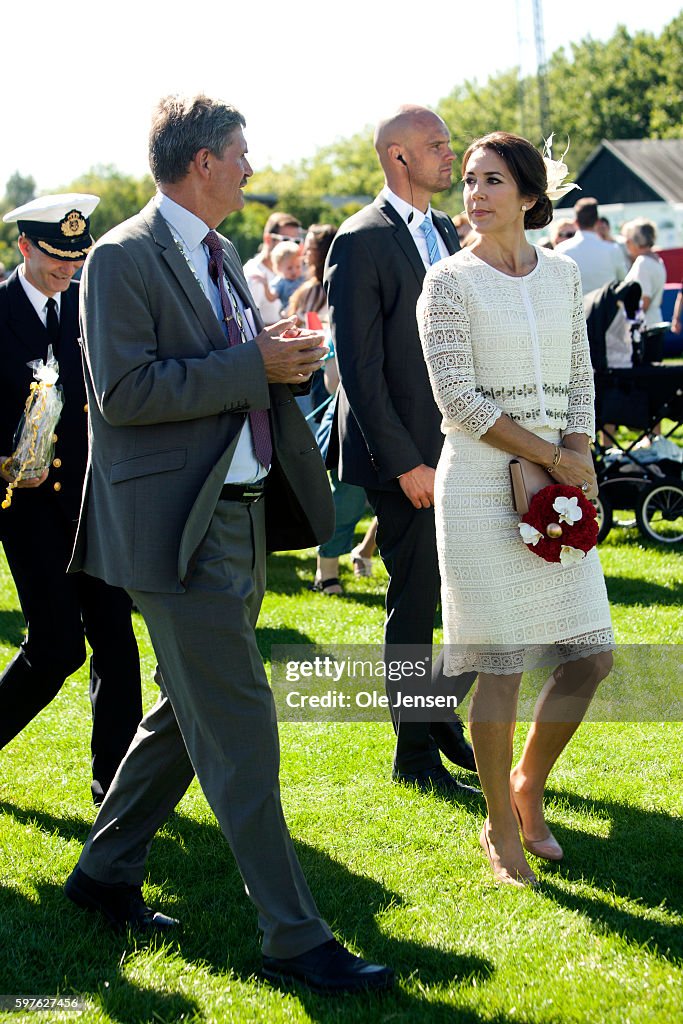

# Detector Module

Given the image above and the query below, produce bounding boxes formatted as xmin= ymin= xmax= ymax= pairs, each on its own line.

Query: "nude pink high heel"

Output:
xmin=510 ymin=793 xmax=564 ymax=862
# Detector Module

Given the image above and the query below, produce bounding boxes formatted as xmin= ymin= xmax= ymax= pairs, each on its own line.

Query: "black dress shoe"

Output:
xmin=392 ymin=764 xmax=481 ymax=797
xmin=262 ymin=938 xmax=394 ymax=994
xmin=430 ymin=715 xmax=477 ymax=773
xmin=65 ymin=866 xmax=179 ymax=932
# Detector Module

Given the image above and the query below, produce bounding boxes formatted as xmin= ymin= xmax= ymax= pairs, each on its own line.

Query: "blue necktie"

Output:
xmin=421 ymin=217 xmax=441 ymax=266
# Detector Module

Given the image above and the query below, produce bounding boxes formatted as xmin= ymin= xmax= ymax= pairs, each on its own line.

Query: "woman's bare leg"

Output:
xmin=511 ymin=652 xmax=613 ymax=841
xmin=469 ymin=671 xmax=536 ymax=885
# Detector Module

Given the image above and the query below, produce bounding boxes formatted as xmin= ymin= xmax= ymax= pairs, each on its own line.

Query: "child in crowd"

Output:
xmin=253 ymin=241 xmax=305 ymax=315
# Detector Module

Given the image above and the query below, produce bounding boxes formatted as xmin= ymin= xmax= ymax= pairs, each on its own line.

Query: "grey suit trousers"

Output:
xmin=78 ymin=496 xmax=332 ymax=958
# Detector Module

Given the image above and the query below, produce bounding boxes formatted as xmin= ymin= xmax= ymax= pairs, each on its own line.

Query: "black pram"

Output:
xmin=584 ymin=282 xmax=682 ymax=545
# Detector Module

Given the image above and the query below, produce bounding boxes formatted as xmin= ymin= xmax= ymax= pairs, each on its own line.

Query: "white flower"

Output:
xmin=553 ymin=495 xmax=583 ymax=524
xmin=519 ymin=522 xmax=543 ymax=546
xmin=543 ymin=133 xmax=580 ymax=202
xmin=559 ymin=545 xmax=586 ymax=566
xmin=30 ymin=345 xmax=60 ymax=386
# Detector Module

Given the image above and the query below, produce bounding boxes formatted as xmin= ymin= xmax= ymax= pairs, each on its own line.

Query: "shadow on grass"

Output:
xmin=0 ymin=883 xmax=200 ymax=1023
xmin=0 ymin=608 xmax=24 ymax=647
xmin=265 ymin=552 xmax=386 ymax=611
xmin=256 ymin=626 xmax=316 ymax=656
xmin=532 ymin=789 xmax=682 ymax=962
xmin=0 ymin=804 xmax=494 ymax=1023
xmin=603 ymin=576 xmax=681 ymax=607
xmin=2 ymin=786 xmax=680 ymax=1020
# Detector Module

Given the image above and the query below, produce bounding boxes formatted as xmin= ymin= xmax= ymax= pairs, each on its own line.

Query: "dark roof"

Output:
xmin=555 ymin=139 xmax=683 ymax=208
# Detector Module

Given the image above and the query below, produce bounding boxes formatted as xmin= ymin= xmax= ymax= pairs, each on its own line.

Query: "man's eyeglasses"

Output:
xmin=557 ymin=231 xmax=575 ymax=240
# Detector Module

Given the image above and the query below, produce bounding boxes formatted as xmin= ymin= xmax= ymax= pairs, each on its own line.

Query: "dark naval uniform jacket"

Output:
xmin=0 ymin=269 xmax=87 ymax=537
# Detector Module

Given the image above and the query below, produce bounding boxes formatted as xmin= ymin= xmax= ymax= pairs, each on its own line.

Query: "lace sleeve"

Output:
xmin=565 ymin=260 xmax=595 ymax=438
xmin=417 ymin=265 xmax=502 ymax=439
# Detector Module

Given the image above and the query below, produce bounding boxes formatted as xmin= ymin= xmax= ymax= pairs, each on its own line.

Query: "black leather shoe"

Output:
xmin=65 ymin=866 xmax=179 ymax=932
xmin=430 ymin=715 xmax=477 ymax=773
xmin=392 ymin=764 xmax=481 ymax=797
xmin=262 ymin=938 xmax=394 ymax=994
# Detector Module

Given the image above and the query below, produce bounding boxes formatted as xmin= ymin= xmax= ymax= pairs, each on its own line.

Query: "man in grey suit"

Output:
xmin=325 ymin=106 xmax=478 ymax=795
xmin=64 ymin=94 xmax=393 ymax=995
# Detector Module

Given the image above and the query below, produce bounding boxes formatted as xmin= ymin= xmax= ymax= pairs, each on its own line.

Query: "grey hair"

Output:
xmin=148 ymin=94 xmax=246 ymax=185
xmin=622 ymin=217 xmax=657 ymax=249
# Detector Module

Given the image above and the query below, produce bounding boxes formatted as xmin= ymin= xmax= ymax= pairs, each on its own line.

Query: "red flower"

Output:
xmin=520 ymin=485 xmax=598 ymax=564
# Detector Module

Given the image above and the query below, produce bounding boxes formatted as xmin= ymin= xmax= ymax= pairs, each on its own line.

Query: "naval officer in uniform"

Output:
xmin=0 ymin=194 xmax=143 ymax=804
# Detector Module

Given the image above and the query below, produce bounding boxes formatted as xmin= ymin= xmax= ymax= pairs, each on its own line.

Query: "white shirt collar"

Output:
xmin=18 ymin=264 xmax=62 ymax=319
xmin=156 ymin=191 xmax=211 ymax=253
xmin=381 ymin=185 xmax=433 ymax=230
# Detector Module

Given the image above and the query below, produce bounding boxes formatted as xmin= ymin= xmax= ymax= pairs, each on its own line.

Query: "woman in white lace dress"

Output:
xmin=417 ymin=133 xmax=614 ymax=888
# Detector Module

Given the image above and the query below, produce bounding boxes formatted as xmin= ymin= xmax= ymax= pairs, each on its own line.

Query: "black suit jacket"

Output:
xmin=324 ymin=195 xmax=460 ymax=491
xmin=0 ymin=269 xmax=89 ymax=540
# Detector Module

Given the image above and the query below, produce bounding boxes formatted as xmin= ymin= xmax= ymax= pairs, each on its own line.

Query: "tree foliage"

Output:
xmin=435 ymin=18 xmax=682 ymax=176
xmin=4 ymin=172 xmax=36 ymax=210
xmin=1 ymin=13 xmax=680 ymax=269
xmin=63 ymin=165 xmax=156 ymax=239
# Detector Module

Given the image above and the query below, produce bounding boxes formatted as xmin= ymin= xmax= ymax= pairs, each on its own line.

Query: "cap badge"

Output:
xmin=60 ymin=210 xmax=87 ymax=238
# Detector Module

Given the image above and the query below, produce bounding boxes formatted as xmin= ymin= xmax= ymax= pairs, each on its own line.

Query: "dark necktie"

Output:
xmin=45 ymin=297 xmax=60 ymax=356
xmin=203 ymin=230 xmax=272 ymax=469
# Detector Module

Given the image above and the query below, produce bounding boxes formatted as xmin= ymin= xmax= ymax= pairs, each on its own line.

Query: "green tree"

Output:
xmin=545 ymin=25 xmax=667 ymax=167
xmin=647 ymin=12 xmax=683 ymax=138
xmin=4 ymin=172 xmax=36 ymax=210
xmin=0 ymin=173 xmax=38 ymax=270
xmin=62 ymin=166 xmax=155 ymax=240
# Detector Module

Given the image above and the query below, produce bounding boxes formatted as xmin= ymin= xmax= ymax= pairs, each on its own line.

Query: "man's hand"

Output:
xmin=398 ymin=464 xmax=435 ymax=509
xmin=0 ymin=458 xmax=49 ymax=488
xmin=255 ymin=317 xmax=328 ymax=384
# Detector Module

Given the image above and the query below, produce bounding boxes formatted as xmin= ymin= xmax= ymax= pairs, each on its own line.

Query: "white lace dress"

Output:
xmin=417 ymin=246 xmax=614 ymax=676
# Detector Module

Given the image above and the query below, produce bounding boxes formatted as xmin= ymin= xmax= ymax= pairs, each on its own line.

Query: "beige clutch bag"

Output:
xmin=509 ymin=458 xmax=554 ymax=515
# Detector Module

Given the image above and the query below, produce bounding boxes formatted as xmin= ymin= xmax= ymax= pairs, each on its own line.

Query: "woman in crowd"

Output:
xmin=311 ymin=329 xmax=377 ymax=596
xmin=417 ymin=132 xmax=613 ymax=887
xmin=622 ymin=219 xmax=667 ymax=327
xmin=287 ymin=224 xmax=337 ymax=426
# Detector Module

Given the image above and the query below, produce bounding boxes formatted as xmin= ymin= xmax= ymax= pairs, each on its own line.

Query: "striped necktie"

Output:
xmin=421 ymin=217 xmax=441 ymax=266
xmin=204 ymin=230 xmax=272 ymax=469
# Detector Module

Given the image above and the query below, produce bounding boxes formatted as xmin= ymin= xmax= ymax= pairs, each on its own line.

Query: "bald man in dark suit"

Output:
xmin=325 ymin=106 xmax=478 ymax=795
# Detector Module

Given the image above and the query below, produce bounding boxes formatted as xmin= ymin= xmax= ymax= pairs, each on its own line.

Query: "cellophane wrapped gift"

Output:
xmin=1 ymin=346 xmax=64 ymax=509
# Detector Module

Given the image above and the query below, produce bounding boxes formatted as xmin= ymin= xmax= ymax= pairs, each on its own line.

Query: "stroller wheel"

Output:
xmin=593 ymin=492 xmax=613 ymax=544
xmin=636 ymin=480 xmax=683 ymax=544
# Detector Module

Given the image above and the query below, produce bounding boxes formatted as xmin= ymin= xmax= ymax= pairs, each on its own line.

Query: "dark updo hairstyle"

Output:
xmin=461 ymin=131 xmax=553 ymax=230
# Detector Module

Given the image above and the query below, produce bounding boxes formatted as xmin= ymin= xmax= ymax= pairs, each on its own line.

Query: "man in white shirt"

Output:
xmin=62 ymin=95 xmax=393 ymax=995
xmin=556 ymin=197 xmax=626 ymax=294
xmin=325 ymin=105 xmax=479 ymax=795
xmin=243 ymin=211 xmax=303 ymax=324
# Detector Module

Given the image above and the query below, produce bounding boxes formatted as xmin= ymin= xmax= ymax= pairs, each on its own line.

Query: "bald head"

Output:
xmin=375 ymin=105 xmax=454 ymax=209
xmin=375 ymin=105 xmax=446 ymax=168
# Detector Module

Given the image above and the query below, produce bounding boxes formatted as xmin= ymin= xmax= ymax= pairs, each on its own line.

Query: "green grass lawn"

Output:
xmin=0 ymin=524 xmax=681 ymax=1024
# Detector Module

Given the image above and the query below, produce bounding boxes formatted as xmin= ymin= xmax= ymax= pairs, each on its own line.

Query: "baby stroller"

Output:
xmin=585 ymin=282 xmax=683 ymax=545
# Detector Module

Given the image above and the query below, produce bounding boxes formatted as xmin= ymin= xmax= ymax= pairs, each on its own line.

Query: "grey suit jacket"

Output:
xmin=325 ymin=196 xmax=460 ymax=491
xmin=71 ymin=199 xmax=333 ymax=593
